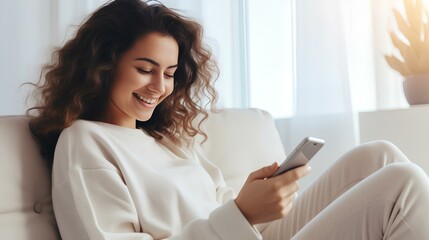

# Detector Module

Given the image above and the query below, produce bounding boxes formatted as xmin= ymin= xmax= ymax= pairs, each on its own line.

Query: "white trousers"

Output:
xmin=261 ymin=140 xmax=429 ymax=240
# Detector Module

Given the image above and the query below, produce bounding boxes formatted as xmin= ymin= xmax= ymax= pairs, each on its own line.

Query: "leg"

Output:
xmin=261 ymin=140 xmax=412 ymax=239
xmin=292 ymin=163 xmax=429 ymax=239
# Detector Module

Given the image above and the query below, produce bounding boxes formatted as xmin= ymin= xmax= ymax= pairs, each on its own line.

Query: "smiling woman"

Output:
xmin=102 ymin=33 xmax=178 ymax=127
xmin=28 ymin=0 xmax=218 ymax=163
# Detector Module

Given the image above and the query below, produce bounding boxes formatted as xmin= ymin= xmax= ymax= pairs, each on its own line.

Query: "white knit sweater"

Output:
xmin=52 ymin=120 xmax=262 ymax=239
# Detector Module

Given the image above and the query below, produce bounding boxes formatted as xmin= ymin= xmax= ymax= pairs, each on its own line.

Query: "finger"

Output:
xmin=280 ymin=164 xmax=311 ymax=183
xmin=275 ymin=192 xmax=297 ymax=210
xmin=247 ymin=162 xmax=278 ymax=182
xmin=275 ymin=193 xmax=297 ymax=218
xmin=281 ymin=198 xmax=295 ymax=217
xmin=284 ymin=191 xmax=298 ymax=204
xmin=277 ymin=181 xmax=300 ymax=198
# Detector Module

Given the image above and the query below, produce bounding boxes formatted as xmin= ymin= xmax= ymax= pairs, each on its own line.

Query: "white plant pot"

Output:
xmin=403 ymin=75 xmax=429 ymax=105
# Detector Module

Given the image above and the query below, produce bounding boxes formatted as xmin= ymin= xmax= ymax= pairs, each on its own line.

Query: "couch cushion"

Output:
xmin=0 ymin=116 xmax=59 ymax=239
xmin=197 ymin=108 xmax=286 ymax=193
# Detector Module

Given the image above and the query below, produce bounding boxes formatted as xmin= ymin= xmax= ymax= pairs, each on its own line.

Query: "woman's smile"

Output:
xmin=133 ymin=92 xmax=158 ymax=106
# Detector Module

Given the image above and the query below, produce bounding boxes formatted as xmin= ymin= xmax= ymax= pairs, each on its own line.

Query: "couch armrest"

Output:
xmin=0 ymin=116 xmax=59 ymax=239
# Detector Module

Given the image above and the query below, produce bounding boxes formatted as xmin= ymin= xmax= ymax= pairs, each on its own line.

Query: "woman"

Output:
xmin=29 ymin=0 xmax=429 ymax=239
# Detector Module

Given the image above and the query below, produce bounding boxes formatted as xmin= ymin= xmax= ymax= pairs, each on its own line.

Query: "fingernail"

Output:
xmin=272 ymin=162 xmax=278 ymax=168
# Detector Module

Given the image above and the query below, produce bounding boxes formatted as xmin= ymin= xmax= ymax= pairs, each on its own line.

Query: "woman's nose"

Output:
xmin=147 ymin=73 xmax=165 ymax=94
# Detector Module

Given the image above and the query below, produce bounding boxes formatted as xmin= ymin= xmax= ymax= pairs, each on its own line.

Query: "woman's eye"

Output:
xmin=136 ymin=68 xmax=151 ymax=74
xmin=165 ymin=74 xmax=174 ymax=79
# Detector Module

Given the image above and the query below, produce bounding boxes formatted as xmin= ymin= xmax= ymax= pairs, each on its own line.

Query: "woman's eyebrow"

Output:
xmin=135 ymin=57 xmax=178 ymax=69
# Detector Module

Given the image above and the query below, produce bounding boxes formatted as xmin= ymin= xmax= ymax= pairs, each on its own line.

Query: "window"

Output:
xmin=162 ymin=0 xmax=295 ymax=117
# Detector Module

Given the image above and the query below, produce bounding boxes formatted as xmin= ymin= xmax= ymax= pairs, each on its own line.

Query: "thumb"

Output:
xmin=247 ymin=162 xmax=278 ymax=182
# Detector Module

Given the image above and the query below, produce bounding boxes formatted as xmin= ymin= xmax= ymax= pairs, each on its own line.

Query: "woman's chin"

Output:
xmin=136 ymin=113 xmax=153 ymax=122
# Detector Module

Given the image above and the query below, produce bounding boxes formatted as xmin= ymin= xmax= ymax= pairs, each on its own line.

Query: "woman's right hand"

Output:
xmin=234 ymin=162 xmax=311 ymax=225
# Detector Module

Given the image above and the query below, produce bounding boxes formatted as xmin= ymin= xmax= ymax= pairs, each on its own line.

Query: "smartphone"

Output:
xmin=271 ymin=136 xmax=325 ymax=177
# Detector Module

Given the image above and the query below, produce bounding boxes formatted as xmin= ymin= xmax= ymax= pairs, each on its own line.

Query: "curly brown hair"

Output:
xmin=28 ymin=0 xmax=218 ymax=168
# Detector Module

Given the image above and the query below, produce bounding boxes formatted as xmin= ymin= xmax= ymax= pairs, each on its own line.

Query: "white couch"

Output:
xmin=0 ymin=108 xmax=286 ymax=239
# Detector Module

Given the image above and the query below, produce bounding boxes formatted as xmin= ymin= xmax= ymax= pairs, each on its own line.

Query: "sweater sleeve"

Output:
xmin=52 ymin=124 xmax=262 ymax=240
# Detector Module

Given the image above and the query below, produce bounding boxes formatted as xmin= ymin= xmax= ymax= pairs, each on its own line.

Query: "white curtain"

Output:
xmin=0 ymin=0 xmax=107 ymax=115
xmin=279 ymin=0 xmax=383 ymax=188
xmin=162 ymin=0 xmax=246 ymax=108
xmin=372 ymin=0 xmax=409 ymax=109
xmin=284 ymin=0 xmax=408 ymax=188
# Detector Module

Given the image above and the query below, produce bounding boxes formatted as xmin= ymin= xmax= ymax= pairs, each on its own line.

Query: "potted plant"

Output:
xmin=385 ymin=0 xmax=429 ymax=105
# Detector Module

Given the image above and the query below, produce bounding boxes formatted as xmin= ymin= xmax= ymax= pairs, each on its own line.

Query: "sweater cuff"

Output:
xmin=209 ymin=199 xmax=262 ymax=240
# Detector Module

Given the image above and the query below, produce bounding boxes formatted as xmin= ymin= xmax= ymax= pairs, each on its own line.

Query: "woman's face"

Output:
xmin=102 ymin=32 xmax=179 ymax=128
